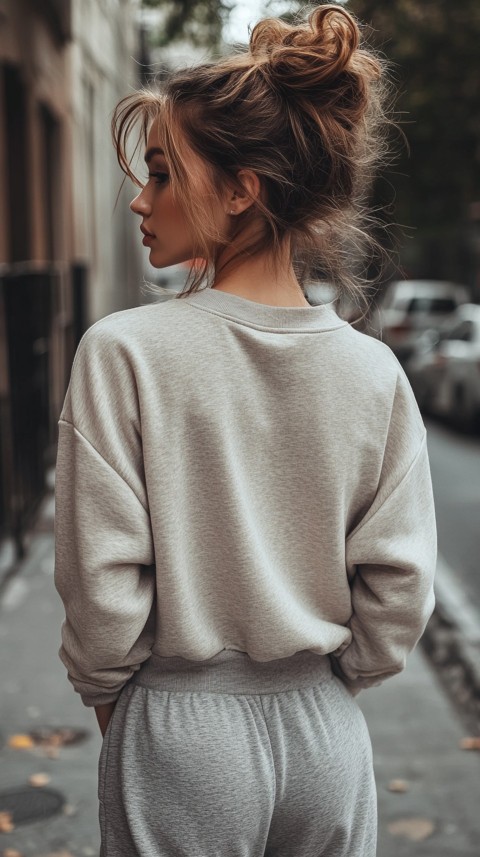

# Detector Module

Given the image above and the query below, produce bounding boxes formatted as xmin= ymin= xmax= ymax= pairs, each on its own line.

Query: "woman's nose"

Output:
xmin=130 ymin=189 xmax=151 ymax=216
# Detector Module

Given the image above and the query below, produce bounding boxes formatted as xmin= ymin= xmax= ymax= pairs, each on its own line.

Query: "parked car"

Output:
xmin=305 ymin=281 xmax=365 ymax=326
xmin=367 ymin=279 xmax=470 ymax=364
xmin=403 ymin=328 xmax=448 ymax=412
xmin=305 ymin=281 xmax=337 ymax=305
xmin=141 ymin=261 xmax=191 ymax=303
xmin=405 ymin=303 xmax=480 ymax=432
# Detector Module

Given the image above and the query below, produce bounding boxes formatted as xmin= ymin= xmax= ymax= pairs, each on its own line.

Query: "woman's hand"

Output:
xmin=94 ymin=701 xmax=117 ymax=737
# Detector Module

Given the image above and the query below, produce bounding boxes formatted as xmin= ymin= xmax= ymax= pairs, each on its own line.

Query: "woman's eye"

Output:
xmin=148 ymin=172 xmax=169 ymax=185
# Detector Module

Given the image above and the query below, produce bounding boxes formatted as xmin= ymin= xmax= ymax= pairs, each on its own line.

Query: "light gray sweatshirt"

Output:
xmin=54 ymin=287 xmax=437 ymax=707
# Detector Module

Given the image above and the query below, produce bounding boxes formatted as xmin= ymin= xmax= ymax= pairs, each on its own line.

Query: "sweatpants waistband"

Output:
xmin=131 ymin=649 xmax=334 ymax=695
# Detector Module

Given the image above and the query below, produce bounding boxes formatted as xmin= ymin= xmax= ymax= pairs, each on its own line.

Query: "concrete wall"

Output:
xmin=0 ymin=0 xmax=143 ymax=319
xmin=0 ymin=0 xmax=143 ymax=541
xmin=0 ymin=1 xmax=71 ymax=267
xmin=70 ymin=0 xmax=143 ymax=323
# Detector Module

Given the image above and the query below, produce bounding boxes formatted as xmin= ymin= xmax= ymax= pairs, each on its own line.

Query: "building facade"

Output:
xmin=0 ymin=0 xmax=143 ymax=554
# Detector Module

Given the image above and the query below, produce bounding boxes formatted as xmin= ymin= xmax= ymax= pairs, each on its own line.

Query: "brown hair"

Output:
xmin=112 ymin=3 xmax=393 ymax=312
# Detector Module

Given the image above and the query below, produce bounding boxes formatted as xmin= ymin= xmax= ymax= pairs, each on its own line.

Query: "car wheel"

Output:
xmin=421 ymin=385 xmax=434 ymax=415
xmin=452 ymin=383 xmax=475 ymax=434
xmin=472 ymin=405 xmax=480 ymax=435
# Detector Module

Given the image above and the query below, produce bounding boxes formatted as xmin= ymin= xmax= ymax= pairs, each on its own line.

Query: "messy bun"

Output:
xmin=250 ymin=5 xmax=371 ymax=92
xmin=112 ymin=4 xmax=394 ymax=313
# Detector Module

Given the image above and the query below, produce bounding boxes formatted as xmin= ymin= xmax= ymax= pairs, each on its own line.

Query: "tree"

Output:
xmin=349 ymin=0 xmax=480 ymax=286
xmin=141 ymin=0 xmax=234 ymax=52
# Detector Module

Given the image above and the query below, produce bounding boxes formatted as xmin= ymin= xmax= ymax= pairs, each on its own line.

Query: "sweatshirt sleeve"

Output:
xmin=331 ymin=361 xmax=438 ymax=694
xmin=54 ymin=318 xmax=156 ymax=707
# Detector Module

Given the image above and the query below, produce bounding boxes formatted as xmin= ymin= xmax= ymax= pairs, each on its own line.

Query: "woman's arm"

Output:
xmin=54 ymin=420 xmax=157 ymax=707
xmin=334 ymin=431 xmax=437 ymax=692
xmin=95 ymin=701 xmax=118 ymax=737
xmin=54 ymin=320 xmax=157 ymax=710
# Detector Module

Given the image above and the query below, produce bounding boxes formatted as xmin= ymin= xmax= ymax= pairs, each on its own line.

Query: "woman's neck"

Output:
xmin=211 ymin=247 xmax=310 ymax=308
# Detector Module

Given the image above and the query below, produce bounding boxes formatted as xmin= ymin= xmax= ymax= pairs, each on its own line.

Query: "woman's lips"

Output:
xmin=142 ymin=233 xmax=155 ymax=246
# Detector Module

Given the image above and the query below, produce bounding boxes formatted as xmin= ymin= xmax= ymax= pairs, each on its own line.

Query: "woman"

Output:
xmin=54 ymin=5 xmax=437 ymax=856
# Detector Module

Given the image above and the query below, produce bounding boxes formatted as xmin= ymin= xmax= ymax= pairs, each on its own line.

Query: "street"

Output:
xmin=0 ymin=419 xmax=480 ymax=856
xmin=425 ymin=417 xmax=480 ymax=611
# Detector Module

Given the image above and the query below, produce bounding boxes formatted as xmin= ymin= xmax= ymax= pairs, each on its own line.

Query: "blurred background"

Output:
xmin=0 ymin=1 xmax=479 ymax=854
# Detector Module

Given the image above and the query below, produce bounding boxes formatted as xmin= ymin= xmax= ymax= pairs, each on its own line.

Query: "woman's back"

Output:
xmin=55 ymin=287 xmax=435 ymax=707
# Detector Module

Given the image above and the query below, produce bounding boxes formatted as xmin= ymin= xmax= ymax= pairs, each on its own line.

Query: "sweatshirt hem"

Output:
xmin=130 ymin=648 xmax=334 ymax=694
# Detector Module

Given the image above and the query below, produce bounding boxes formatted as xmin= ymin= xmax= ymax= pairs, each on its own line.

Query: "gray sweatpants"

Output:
xmin=98 ymin=650 xmax=377 ymax=856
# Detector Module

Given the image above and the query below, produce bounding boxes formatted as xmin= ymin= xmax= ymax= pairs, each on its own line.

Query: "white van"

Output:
xmin=367 ymin=279 xmax=470 ymax=363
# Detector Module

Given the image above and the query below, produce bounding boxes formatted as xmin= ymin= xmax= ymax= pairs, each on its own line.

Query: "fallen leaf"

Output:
xmin=0 ymin=811 xmax=14 ymax=833
xmin=7 ymin=734 xmax=34 ymax=750
xmin=28 ymin=773 xmax=51 ymax=787
xmin=62 ymin=804 xmax=77 ymax=817
xmin=459 ymin=736 xmax=480 ymax=751
xmin=387 ymin=817 xmax=435 ymax=841
xmin=387 ymin=779 xmax=409 ymax=793
xmin=29 ymin=728 xmax=86 ymax=749
xmin=3 ymin=849 xmax=23 ymax=857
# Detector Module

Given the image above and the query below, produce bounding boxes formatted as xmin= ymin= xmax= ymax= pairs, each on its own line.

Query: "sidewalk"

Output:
xmin=0 ymin=493 xmax=479 ymax=855
xmin=359 ymin=651 xmax=480 ymax=856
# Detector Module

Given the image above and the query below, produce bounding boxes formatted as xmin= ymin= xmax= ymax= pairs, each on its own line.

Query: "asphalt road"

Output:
xmin=424 ymin=416 xmax=480 ymax=612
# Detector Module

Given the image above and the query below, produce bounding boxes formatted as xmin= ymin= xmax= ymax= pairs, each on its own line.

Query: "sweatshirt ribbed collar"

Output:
xmin=181 ymin=287 xmax=349 ymax=333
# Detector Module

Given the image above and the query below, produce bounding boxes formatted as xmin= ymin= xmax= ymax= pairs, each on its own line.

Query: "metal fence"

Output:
xmin=0 ymin=267 xmax=59 ymax=554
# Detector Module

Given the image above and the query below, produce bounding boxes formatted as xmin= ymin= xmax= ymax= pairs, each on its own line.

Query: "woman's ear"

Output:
xmin=227 ymin=169 xmax=261 ymax=215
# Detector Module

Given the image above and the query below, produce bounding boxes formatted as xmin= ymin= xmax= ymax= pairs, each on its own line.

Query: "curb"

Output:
xmin=421 ymin=554 xmax=480 ymax=727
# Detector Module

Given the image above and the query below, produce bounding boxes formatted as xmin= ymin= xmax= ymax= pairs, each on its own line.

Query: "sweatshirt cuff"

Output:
xmin=329 ymin=651 xmax=398 ymax=694
xmin=80 ymin=689 xmax=123 ymax=708
xmin=63 ymin=665 xmax=127 ymax=708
